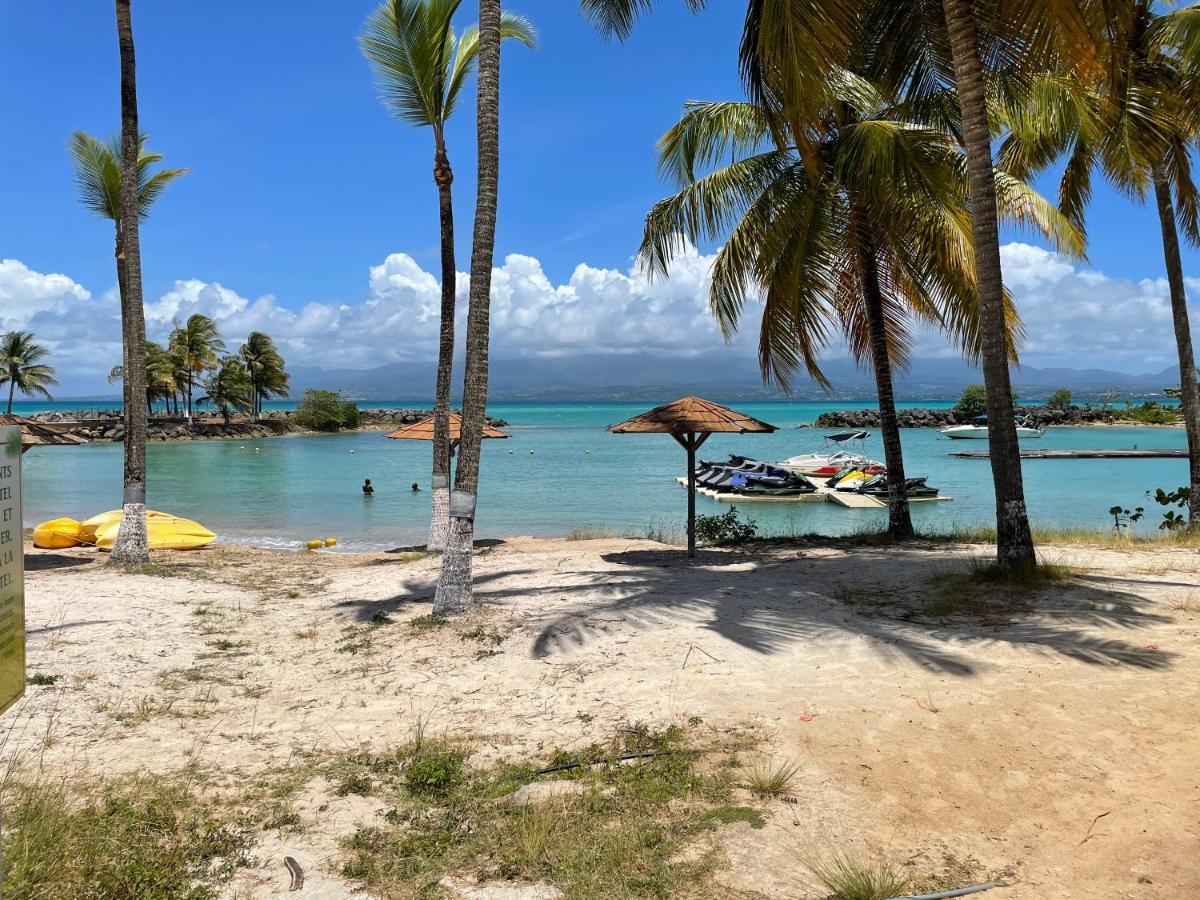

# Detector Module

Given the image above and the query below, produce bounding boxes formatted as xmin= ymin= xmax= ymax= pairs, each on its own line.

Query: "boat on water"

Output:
xmin=778 ymin=431 xmax=883 ymax=476
xmin=939 ymin=416 xmax=1044 ymax=440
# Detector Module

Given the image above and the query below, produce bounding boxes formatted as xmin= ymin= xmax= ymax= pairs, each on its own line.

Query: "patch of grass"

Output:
xmin=408 ymin=614 xmax=449 ymax=635
xmin=206 ymin=639 xmax=246 ymax=653
xmin=335 ymin=624 xmax=376 ymax=655
xmin=0 ymin=774 xmax=252 ymax=899
xmin=339 ymin=723 xmax=745 ymax=898
xmin=565 ymin=526 xmax=619 ymax=541
xmin=1168 ymin=596 xmax=1200 ymax=613
xmin=403 ymin=747 xmax=466 ymax=798
xmin=697 ymin=805 xmax=765 ymax=830
xmin=293 ymin=625 xmax=319 ymax=640
xmin=929 ymin=557 xmax=1074 ymax=615
xmin=102 ymin=694 xmax=177 ymax=726
xmin=809 ymin=852 xmax=911 ymax=900
xmin=335 ymin=772 xmax=374 ymax=797
xmin=643 ymin=520 xmax=683 ymax=546
xmin=26 ymin=673 xmax=60 ymax=687
xmin=745 ymin=756 xmax=800 ymax=798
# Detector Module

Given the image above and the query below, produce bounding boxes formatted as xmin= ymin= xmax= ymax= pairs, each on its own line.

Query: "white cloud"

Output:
xmin=1 ymin=241 xmax=1196 ymax=392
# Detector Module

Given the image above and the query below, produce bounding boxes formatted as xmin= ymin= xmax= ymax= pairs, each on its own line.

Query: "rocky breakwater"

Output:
xmin=30 ymin=407 xmax=510 ymax=443
xmin=811 ymin=405 xmax=1111 ymax=429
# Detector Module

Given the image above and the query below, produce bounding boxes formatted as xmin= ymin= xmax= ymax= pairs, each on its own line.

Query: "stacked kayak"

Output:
xmin=693 ymin=456 xmax=817 ymax=497
xmin=32 ymin=510 xmax=215 ymax=551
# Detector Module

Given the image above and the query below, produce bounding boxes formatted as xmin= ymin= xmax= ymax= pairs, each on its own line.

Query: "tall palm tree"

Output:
xmin=361 ymin=0 xmax=534 ymax=551
xmin=239 ymin=331 xmax=289 ymax=421
xmin=1000 ymin=1 xmax=1200 ymax=523
xmin=200 ymin=356 xmax=252 ymax=425
xmin=434 ymin=0 xmax=505 ymax=615
xmin=0 ymin=332 xmax=57 ymax=415
xmin=641 ymin=81 xmax=1078 ymax=536
xmin=168 ymin=314 xmax=225 ymax=424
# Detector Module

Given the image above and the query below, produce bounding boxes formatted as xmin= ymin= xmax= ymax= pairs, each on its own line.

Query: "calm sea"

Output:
xmin=12 ymin=400 xmax=1188 ymax=550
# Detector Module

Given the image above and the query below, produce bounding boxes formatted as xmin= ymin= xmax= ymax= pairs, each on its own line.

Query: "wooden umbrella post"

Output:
xmin=672 ymin=431 xmax=709 ymax=558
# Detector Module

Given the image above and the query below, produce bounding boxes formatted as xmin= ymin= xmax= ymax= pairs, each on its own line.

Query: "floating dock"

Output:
xmin=676 ymin=477 xmax=951 ymax=506
xmin=949 ymin=448 xmax=1187 ymax=460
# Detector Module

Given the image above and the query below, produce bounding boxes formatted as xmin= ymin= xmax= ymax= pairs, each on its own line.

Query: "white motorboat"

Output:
xmin=779 ymin=430 xmax=883 ymax=476
xmin=939 ymin=416 xmax=1044 ymax=440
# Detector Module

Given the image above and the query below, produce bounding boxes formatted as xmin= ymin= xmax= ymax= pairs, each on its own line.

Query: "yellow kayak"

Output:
xmin=87 ymin=511 xmax=216 ymax=551
xmin=32 ymin=517 xmax=85 ymax=549
xmin=79 ymin=509 xmax=174 ymax=544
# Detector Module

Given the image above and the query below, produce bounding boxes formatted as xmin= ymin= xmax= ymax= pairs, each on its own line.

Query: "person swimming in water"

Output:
xmin=362 ymin=479 xmax=374 ymax=495
xmin=411 ymin=482 xmax=420 ymax=492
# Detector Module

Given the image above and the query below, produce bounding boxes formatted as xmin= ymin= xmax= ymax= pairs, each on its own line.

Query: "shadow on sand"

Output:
xmin=340 ymin=544 xmax=1175 ymax=675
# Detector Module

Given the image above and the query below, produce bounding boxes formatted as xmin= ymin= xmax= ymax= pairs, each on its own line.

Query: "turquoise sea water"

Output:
xmin=14 ymin=400 xmax=1188 ymax=550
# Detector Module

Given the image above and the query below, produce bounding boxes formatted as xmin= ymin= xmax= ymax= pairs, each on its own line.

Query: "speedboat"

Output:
xmin=939 ymin=416 xmax=1044 ymax=440
xmin=778 ymin=431 xmax=883 ymax=476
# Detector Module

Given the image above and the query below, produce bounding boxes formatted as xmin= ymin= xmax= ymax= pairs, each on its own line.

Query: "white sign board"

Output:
xmin=0 ymin=426 xmax=24 ymax=714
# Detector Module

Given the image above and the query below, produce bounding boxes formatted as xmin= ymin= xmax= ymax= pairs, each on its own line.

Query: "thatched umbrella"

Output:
xmin=608 ymin=397 xmax=776 ymax=557
xmin=0 ymin=416 xmax=89 ymax=454
xmin=385 ymin=411 xmax=509 ymax=452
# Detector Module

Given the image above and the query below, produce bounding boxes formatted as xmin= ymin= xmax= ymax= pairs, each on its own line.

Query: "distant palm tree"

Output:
xmin=108 ymin=340 xmax=177 ymax=413
xmin=1000 ymin=1 xmax=1200 ymax=523
xmin=239 ymin=332 xmax=289 ymax=422
xmin=169 ymin=314 xmax=225 ymax=423
xmin=361 ymin=0 xmax=534 ymax=551
xmin=641 ymin=81 xmax=1078 ymax=536
xmin=0 ymin=331 xmax=58 ymax=415
xmin=200 ymin=357 xmax=253 ymax=425
xmin=434 ymin=0 xmax=505 ymax=615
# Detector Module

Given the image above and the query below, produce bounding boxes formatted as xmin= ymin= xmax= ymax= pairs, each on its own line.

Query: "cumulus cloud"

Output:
xmin=1 ymin=241 xmax=1196 ymax=392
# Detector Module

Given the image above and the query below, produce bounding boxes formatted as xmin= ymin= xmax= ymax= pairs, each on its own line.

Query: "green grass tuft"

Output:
xmin=809 ymin=852 xmax=911 ymax=900
xmin=745 ymin=756 xmax=800 ymax=798
xmin=697 ymin=805 xmax=766 ymax=830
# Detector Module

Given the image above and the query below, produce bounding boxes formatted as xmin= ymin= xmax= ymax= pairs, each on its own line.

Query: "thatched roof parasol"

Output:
xmin=0 ymin=415 xmax=89 ymax=454
xmin=608 ymin=397 xmax=776 ymax=557
xmin=385 ymin=411 xmax=509 ymax=442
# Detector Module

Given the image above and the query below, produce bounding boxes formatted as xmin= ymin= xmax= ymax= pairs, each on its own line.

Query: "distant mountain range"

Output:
xmin=55 ymin=354 xmax=1181 ymax=404
xmin=281 ymin=354 xmax=1182 ymax=402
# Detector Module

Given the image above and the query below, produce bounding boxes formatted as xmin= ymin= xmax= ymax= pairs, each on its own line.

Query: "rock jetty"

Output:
xmin=28 ymin=408 xmax=509 ymax=444
xmin=811 ymin=405 xmax=1114 ymax=429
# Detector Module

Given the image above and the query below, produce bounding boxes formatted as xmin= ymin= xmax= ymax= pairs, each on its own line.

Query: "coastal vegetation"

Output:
xmin=293 ymin=389 xmax=361 ymax=432
xmin=0 ymin=331 xmax=57 ymax=414
xmin=360 ymin=0 xmax=535 ymax=553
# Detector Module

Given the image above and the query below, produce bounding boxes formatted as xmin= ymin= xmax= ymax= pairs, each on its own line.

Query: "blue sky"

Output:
xmin=1 ymin=1 xmax=1197 ymax=391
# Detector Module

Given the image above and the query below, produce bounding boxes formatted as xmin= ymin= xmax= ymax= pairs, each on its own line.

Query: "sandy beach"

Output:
xmin=3 ymin=536 xmax=1197 ymax=898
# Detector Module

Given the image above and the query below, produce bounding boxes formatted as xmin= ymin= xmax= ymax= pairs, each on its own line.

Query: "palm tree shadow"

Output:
xmin=527 ymin=547 xmax=1174 ymax=675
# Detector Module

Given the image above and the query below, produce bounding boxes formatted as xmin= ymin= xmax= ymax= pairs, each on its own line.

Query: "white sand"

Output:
xmin=6 ymin=537 xmax=1199 ymax=898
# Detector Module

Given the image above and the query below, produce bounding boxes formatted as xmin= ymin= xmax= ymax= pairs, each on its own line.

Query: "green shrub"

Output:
xmin=403 ymin=748 xmax=466 ymax=797
xmin=1126 ymin=401 xmax=1178 ymax=425
xmin=694 ymin=507 xmax=758 ymax=544
xmin=954 ymin=384 xmax=988 ymax=417
xmin=294 ymin=389 xmax=360 ymax=432
xmin=1046 ymin=388 xmax=1073 ymax=411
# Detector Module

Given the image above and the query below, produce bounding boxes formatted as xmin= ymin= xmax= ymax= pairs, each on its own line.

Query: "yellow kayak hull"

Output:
xmin=91 ymin=513 xmax=216 ymax=551
xmin=33 ymin=518 xmax=85 ymax=549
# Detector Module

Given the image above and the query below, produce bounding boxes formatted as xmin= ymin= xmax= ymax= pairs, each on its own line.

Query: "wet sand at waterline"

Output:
xmin=7 ymin=538 xmax=1199 ymax=898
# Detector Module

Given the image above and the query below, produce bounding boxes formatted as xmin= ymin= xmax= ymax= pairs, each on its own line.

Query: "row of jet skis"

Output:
xmin=691 ymin=431 xmax=939 ymax=500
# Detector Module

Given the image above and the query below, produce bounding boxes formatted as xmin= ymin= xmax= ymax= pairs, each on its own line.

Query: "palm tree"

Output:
xmin=200 ymin=357 xmax=253 ymax=425
xmin=434 ymin=0 xmax=504 ymax=615
xmin=361 ymin=0 xmax=534 ymax=551
xmin=239 ymin=332 xmax=289 ymax=421
xmin=585 ymin=0 xmax=1101 ymax=569
xmin=0 ymin=332 xmax=57 ymax=415
xmin=641 ymin=81 xmax=1078 ymax=536
xmin=999 ymin=2 xmax=1200 ymax=523
xmin=168 ymin=314 xmax=225 ymax=424
xmin=108 ymin=340 xmax=176 ymax=413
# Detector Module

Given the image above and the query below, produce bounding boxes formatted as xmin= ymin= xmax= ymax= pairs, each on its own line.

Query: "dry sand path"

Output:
xmin=5 ymin=537 xmax=1199 ymax=898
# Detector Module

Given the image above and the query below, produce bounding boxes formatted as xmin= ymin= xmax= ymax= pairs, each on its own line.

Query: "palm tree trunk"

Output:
xmin=6 ymin=379 xmax=14 ymax=416
xmin=186 ymin=374 xmax=193 ymax=425
xmin=428 ymin=132 xmax=458 ymax=552
xmin=851 ymin=205 xmax=914 ymax=537
xmin=941 ymin=0 xmax=1035 ymax=569
xmin=435 ymin=0 xmax=502 ymax=615
xmin=109 ymin=0 xmax=150 ymax=566
xmin=1152 ymin=167 xmax=1200 ymax=522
